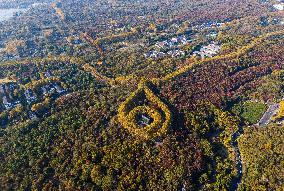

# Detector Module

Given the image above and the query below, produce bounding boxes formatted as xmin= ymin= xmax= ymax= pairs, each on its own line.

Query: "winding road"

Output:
xmin=229 ymin=126 xmax=244 ymax=191
xmin=230 ymin=101 xmax=281 ymax=190
xmin=258 ymin=103 xmax=279 ymax=126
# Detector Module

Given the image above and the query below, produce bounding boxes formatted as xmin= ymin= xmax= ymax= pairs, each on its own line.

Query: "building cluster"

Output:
xmin=206 ymin=31 xmax=218 ymax=38
xmin=193 ymin=43 xmax=221 ymax=59
xmin=193 ymin=21 xmax=225 ymax=30
xmin=41 ymin=83 xmax=64 ymax=95
xmin=24 ymin=89 xmax=37 ymax=104
xmin=154 ymin=36 xmax=190 ymax=49
xmin=144 ymin=35 xmax=190 ymax=59
xmin=40 ymin=72 xmax=65 ymax=96
xmin=145 ymin=49 xmax=186 ymax=59
xmin=0 ymin=83 xmax=20 ymax=110
xmin=0 ymin=80 xmax=65 ymax=120
xmin=143 ymin=19 xmax=227 ymax=60
xmin=0 ymin=83 xmax=38 ymax=120
xmin=138 ymin=114 xmax=152 ymax=127
xmin=273 ymin=3 xmax=284 ymax=11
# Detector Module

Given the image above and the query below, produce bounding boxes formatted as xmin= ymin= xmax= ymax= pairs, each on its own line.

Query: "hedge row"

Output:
xmin=118 ymin=80 xmax=172 ymax=140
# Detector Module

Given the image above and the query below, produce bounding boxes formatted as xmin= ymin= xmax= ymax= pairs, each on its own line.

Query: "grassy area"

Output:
xmin=232 ymin=101 xmax=267 ymax=124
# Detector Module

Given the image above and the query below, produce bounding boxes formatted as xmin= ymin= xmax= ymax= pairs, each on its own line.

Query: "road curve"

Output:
xmin=229 ymin=126 xmax=244 ymax=191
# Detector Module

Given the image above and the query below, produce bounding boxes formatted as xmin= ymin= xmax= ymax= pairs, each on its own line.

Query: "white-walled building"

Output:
xmin=273 ymin=4 xmax=284 ymax=11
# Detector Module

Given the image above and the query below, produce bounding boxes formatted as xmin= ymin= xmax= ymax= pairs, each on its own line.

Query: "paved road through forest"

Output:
xmin=230 ymin=101 xmax=281 ymax=190
xmin=258 ymin=103 xmax=279 ymax=126
xmin=229 ymin=126 xmax=244 ymax=191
